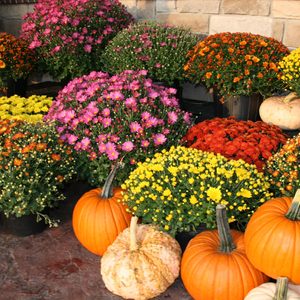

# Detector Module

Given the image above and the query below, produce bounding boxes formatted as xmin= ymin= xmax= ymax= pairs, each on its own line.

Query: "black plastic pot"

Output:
xmin=0 ymin=213 xmax=47 ymax=237
xmin=175 ymin=224 xmax=207 ymax=252
xmin=6 ymin=77 xmax=28 ymax=97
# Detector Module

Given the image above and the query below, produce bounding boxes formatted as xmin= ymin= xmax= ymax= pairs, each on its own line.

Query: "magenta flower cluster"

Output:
xmin=45 ymin=70 xmax=191 ymax=186
xmin=21 ymin=0 xmax=133 ymax=81
xmin=101 ymin=21 xmax=199 ymax=85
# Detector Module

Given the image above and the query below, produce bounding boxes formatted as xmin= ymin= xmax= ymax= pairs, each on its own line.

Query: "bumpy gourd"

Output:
xmin=101 ymin=216 xmax=181 ymax=300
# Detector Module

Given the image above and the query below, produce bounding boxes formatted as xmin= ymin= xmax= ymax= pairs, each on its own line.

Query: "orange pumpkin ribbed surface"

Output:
xmin=72 ymin=164 xmax=131 ymax=256
xmin=181 ymin=205 xmax=268 ymax=300
xmin=72 ymin=187 xmax=131 ymax=256
xmin=245 ymin=191 xmax=300 ymax=284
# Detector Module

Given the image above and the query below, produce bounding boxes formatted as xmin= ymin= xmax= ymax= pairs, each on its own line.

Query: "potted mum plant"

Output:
xmin=259 ymin=47 xmax=300 ymax=130
xmin=0 ymin=32 xmax=36 ymax=96
xmin=45 ymin=69 xmax=192 ymax=187
xmin=264 ymin=133 xmax=300 ymax=197
xmin=184 ymin=32 xmax=290 ymax=120
xmin=121 ymin=145 xmax=272 ymax=238
xmin=21 ymin=0 xmax=133 ymax=82
xmin=0 ymin=120 xmax=77 ymax=236
xmin=184 ymin=117 xmax=287 ymax=171
xmin=101 ymin=21 xmax=199 ymax=87
xmin=0 ymin=94 xmax=52 ymax=122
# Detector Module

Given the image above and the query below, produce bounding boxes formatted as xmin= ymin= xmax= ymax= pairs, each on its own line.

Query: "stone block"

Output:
xmin=221 ymin=0 xmax=271 ymax=15
xmin=156 ymin=0 xmax=176 ymax=12
xmin=176 ymin=0 xmax=220 ymax=14
xmin=120 ymin=0 xmax=138 ymax=18
xmin=283 ymin=20 xmax=300 ymax=48
xmin=209 ymin=15 xmax=274 ymax=36
xmin=272 ymin=1 xmax=300 ymax=18
xmin=157 ymin=13 xmax=209 ymax=33
xmin=0 ymin=4 xmax=32 ymax=18
xmin=272 ymin=19 xmax=285 ymax=42
xmin=137 ymin=0 xmax=156 ymax=19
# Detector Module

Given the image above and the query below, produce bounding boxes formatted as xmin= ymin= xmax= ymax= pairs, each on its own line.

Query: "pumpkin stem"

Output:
xmin=100 ymin=163 xmax=120 ymax=198
xmin=130 ymin=216 xmax=139 ymax=251
xmin=216 ymin=204 xmax=236 ymax=253
xmin=274 ymin=277 xmax=288 ymax=300
xmin=285 ymin=189 xmax=300 ymax=221
xmin=283 ymin=92 xmax=298 ymax=103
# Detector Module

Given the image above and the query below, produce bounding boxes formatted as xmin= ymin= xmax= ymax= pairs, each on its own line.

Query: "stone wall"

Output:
xmin=0 ymin=0 xmax=299 ymax=48
xmin=120 ymin=0 xmax=300 ymax=49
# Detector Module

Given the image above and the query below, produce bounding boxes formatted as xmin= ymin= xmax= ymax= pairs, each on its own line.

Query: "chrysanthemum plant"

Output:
xmin=45 ymin=70 xmax=192 ymax=187
xmin=184 ymin=117 xmax=287 ymax=171
xmin=0 ymin=120 xmax=76 ymax=226
xmin=184 ymin=32 xmax=290 ymax=98
xmin=264 ymin=133 xmax=300 ymax=197
xmin=122 ymin=146 xmax=272 ymax=236
xmin=0 ymin=95 xmax=52 ymax=122
xmin=101 ymin=21 xmax=199 ymax=86
xmin=21 ymin=0 xmax=133 ymax=81
xmin=278 ymin=47 xmax=300 ymax=96
xmin=0 ymin=32 xmax=36 ymax=87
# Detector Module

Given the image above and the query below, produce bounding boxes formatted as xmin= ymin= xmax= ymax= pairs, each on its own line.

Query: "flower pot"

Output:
xmin=48 ymin=180 xmax=93 ymax=222
xmin=175 ymin=224 xmax=207 ymax=251
xmin=220 ymin=94 xmax=263 ymax=121
xmin=0 ymin=212 xmax=47 ymax=237
xmin=6 ymin=77 xmax=28 ymax=97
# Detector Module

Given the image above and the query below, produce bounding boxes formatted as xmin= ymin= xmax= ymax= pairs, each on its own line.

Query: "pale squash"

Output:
xmin=100 ymin=216 xmax=181 ymax=300
xmin=244 ymin=277 xmax=300 ymax=300
xmin=259 ymin=92 xmax=300 ymax=130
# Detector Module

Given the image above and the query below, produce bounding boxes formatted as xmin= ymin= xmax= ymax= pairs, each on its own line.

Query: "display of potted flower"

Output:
xmin=260 ymin=47 xmax=300 ymax=130
xmin=184 ymin=117 xmax=287 ymax=171
xmin=101 ymin=21 xmax=199 ymax=87
xmin=264 ymin=133 xmax=300 ymax=197
xmin=45 ymin=69 xmax=192 ymax=187
xmin=183 ymin=32 xmax=290 ymax=120
xmin=121 ymin=145 xmax=272 ymax=236
xmin=0 ymin=119 xmax=77 ymax=235
xmin=0 ymin=95 xmax=52 ymax=122
xmin=20 ymin=0 xmax=133 ymax=82
xmin=0 ymin=32 xmax=36 ymax=96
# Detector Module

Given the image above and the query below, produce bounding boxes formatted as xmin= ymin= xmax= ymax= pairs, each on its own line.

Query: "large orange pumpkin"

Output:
xmin=72 ymin=164 xmax=131 ymax=256
xmin=245 ymin=189 xmax=300 ymax=284
xmin=181 ymin=204 xmax=268 ymax=300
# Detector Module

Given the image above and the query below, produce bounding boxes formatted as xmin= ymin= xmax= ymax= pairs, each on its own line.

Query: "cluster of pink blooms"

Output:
xmin=45 ymin=70 xmax=191 ymax=164
xmin=101 ymin=22 xmax=198 ymax=85
xmin=21 ymin=0 xmax=133 ymax=79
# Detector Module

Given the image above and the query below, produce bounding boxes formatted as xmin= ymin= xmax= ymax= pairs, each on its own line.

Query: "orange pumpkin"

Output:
xmin=72 ymin=164 xmax=131 ymax=256
xmin=181 ymin=204 xmax=268 ymax=300
xmin=245 ymin=189 xmax=300 ymax=284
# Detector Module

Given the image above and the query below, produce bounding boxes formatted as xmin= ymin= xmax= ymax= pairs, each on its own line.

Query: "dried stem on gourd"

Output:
xmin=283 ymin=92 xmax=298 ymax=103
xmin=216 ymin=204 xmax=236 ymax=253
xmin=130 ymin=216 xmax=139 ymax=251
xmin=101 ymin=163 xmax=119 ymax=198
xmin=285 ymin=189 xmax=300 ymax=221
xmin=274 ymin=277 xmax=288 ymax=300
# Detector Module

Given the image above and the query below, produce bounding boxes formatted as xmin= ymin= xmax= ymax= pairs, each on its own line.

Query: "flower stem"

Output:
xmin=130 ymin=216 xmax=139 ymax=251
xmin=216 ymin=204 xmax=236 ymax=253
xmin=274 ymin=277 xmax=288 ymax=300
xmin=100 ymin=163 xmax=119 ymax=198
xmin=285 ymin=189 xmax=300 ymax=221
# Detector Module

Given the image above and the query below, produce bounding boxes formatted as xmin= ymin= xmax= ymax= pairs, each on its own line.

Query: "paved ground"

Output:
xmin=0 ymin=181 xmax=192 ymax=300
